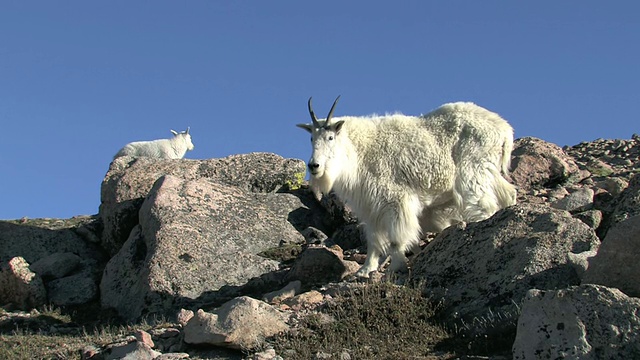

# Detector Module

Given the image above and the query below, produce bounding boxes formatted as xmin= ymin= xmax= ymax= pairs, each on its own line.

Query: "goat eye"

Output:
xmin=328 ymin=135 xmax=334 ymax=141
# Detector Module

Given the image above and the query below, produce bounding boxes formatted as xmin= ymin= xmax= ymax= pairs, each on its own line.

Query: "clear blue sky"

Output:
xmin=1 ymin=1 xmax=638 ymax=219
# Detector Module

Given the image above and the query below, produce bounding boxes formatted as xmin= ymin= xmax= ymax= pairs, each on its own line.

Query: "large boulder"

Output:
xmin=100 ymin=171 xmax=324 ymax=320
xmin=410 ymin=203 xmax=600 ymax=336
xmin=510 ymin=137 xmax=582 ymax=193
xmin=0 ymin=217 xmax=103 ymax=266
xmin=513 ymin=285 xmax=640 ymax=360
xmin=599 ymin=172 xmax=640 ymax=238
xmin=0 ymin=218 xmax=104 ymax=310
xmin=583 ymin=214 xmax=640 ymax=297
xmin=99 ymin=153 xmax=309 ymax=255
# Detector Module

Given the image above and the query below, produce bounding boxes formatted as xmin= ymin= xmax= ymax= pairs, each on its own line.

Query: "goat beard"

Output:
xmin=309 ymin=172 xmax=335 ymax=196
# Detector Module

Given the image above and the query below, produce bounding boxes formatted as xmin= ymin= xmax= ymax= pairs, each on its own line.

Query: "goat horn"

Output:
xmin=307 ymin=97 xmax=320 ymax=128
xmin=326 ymin=95 xmax=341 ymax=124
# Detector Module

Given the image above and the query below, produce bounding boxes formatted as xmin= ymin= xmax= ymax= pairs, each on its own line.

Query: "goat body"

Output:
xmin=114 ymin=128 xmax=194 ymax=160
xmin=298 ymin=98 xmax=516 ymax=277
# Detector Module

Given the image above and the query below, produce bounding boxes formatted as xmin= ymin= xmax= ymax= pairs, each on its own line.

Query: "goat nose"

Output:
xmin=308 ymin=162 xmax=320 ymax=170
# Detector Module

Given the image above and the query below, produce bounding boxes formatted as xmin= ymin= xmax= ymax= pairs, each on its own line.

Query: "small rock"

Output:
xmin=177 ymin=309 xmax=194 ymax=327
xmin=252 ymin=348 xmax=282 ymax=360
xmin=104 ymin=340 xmax=161 ymax=360
xmin=134 ymin=329 xmax=154 ymax=349
xmin=283 ymin=290 xmax=324 ymax=311
xmin=155 ymin=353 xmax=190 ymax=360
xmin=551 ymin=187 xmax=594 ymax=212
xmin=183 ymin=297 xmax=289 ymax=350
xmin=287 ymin=245 xmax=356 ymax=285
xmin=263 ymin=280 xmax=302 ymax=304
xmin=573 ymin=209 xmax=602 ymax=229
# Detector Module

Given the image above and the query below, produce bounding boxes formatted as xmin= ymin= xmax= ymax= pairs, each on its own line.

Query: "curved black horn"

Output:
xmin=307 ymin=97 xmax=320 ymax=128
xmin=326 ymin=95 xmax=341 ymax=124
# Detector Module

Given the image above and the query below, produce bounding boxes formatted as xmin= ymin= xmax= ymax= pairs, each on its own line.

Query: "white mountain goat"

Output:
xmin=297 ymin=97 xmax=517 ymax=277
xmin=113 ymin=128 xmax=194 ymax=160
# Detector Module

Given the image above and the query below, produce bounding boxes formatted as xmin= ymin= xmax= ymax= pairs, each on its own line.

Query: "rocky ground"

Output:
xmin=1 ymin=135 xmax=639 ymax=359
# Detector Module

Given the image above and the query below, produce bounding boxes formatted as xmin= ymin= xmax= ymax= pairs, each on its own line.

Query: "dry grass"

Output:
xmin=1 ymin=282 xmax=514 ymax=359
xmin=0 ymin=303 xmax=165 ymax=360
xmin=271 ymin=281 xmax=458 ymax=359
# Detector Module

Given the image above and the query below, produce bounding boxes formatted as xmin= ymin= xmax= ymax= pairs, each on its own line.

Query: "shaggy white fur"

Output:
xmin=298 ymin=99 xmax=516 ymax=277
xmin=113 ymin=128 xmax=194 ymax=160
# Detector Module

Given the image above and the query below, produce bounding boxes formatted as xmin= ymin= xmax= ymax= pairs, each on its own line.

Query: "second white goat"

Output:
xmin=113 ymin=128 xmax=194 ymax=160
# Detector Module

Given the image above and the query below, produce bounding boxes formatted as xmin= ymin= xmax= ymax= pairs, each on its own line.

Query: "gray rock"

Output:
xmin=286 ymin=245 xmax=359 ymax=286
xmin=566 ymin=249 xmax=598 ymax=278
xmin=331 ymin=223 xmax=366 ymax=251
xmin=583 ymin=214 xmax=640 ymax=297
xmin=99 ymin=152 xmax=310 ymax=255
xmin=0 ymin=218 xmax=102 ymax=266
xmin=601 ymin=173 xmax=640 ymax=238
xmin=263 ymin=280 xmax=302 ymax=304
xmin=595 ymin=177 xmax=629 ymax=197
xmin=183 ymin=297 xmax=289 ymax=350
xmin=104 ymin=340 xmax=161 ymax=360
xmin=410 ymin=203 xmax=600 ymax=334
xmin=300 ymin=226 xmax=329 ymax=245
xmin=0 ymin=257 xmax=46 ymax=310
xmin=29 ymin=252 xmax=81 ymax=280
xmin=573 ymin=209 xmax=603 ymax=230
xmin=511 ymin=137 xmax=581 ymax=193
xmin=46 ymin=272 xmax=98 ymax=306
xmin=551 ymin=187 xmax=594 ymax=212
xmin=512 ymin=285 xmax=640 ymax=360
xmin=100 ymin=174 xmax=314 ymax=320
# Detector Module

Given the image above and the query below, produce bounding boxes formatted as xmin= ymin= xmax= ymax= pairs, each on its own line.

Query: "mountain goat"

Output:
xmin=113 ymin=128 xmax=194 ymax=160
xmin=297 ymin=97 xmax=517 ymax=277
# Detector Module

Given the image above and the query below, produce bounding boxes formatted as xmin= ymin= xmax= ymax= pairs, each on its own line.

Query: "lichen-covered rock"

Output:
xmin=0 ymin=217 xmax=103 ymax=266
xmin=99 ymin=152 xmax=309 ymax=255
xmin=601 ymin=173 xmax=640 ymax=238
xmin=410 ymin=203 xmax=600 ymax=335
xmin=46 ymin=272 xmax=98 ymax=306
xmin=513 ymin=285 xmax=640 ymax=360
xmin=583 ymin=214 xmax=640 ymax=297
xmin=100 ymin=174 xmax=317 ymax=320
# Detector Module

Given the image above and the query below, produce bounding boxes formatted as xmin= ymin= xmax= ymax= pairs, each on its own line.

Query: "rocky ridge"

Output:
xmin=1 ymin=135 xmax=639 ymax=359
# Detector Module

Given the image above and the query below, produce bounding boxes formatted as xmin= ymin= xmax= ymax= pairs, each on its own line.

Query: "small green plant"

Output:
xmin=284 ymin=171 xmax=306 ymax=191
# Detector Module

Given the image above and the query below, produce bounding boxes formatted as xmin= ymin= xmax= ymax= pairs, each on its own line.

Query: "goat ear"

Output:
xmin=296 ymin=123 xmax=313 ymax=133
xmin=333 ymin=120 xmax=345 ymax=134
xmin=170 ymin=130 xmax=178 ymax=136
